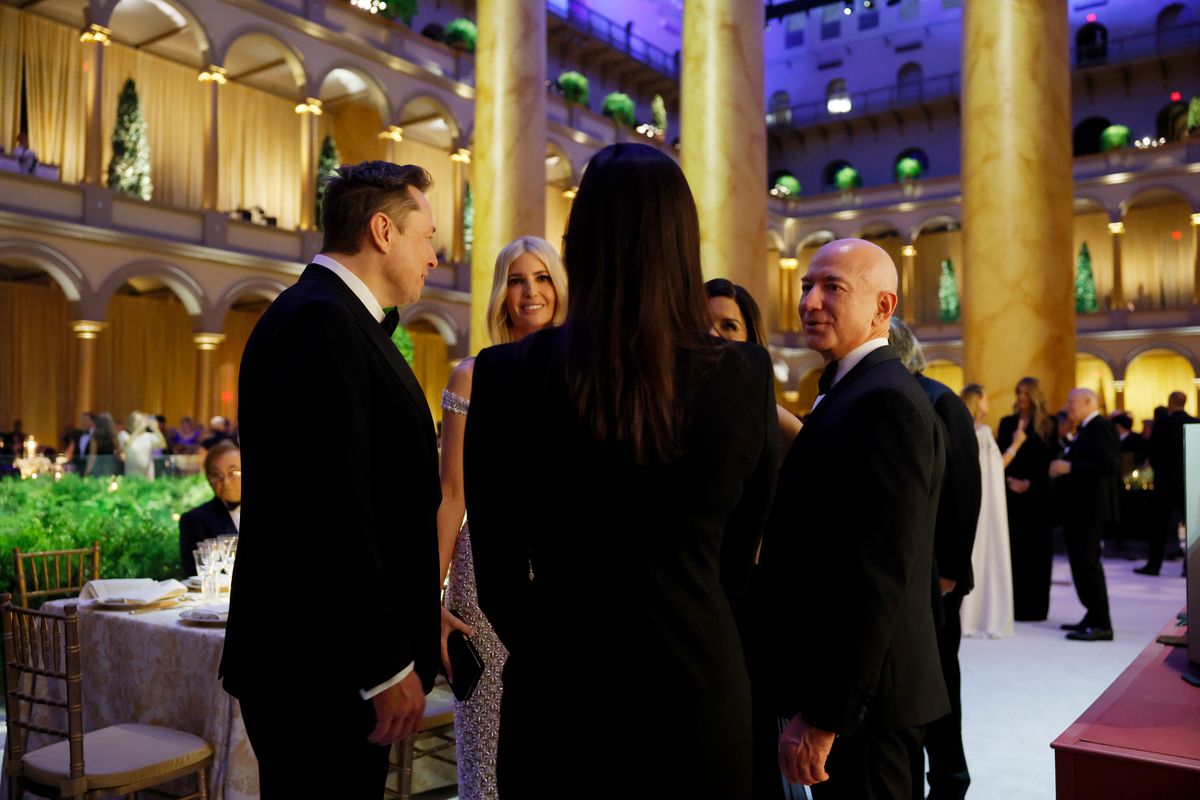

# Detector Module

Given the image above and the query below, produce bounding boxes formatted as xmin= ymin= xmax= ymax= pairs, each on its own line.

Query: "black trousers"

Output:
xmin=920 ymin=593 xmax=969 ymax=800
xmin=1146 ymin=489 xmax=1184 ymax=571
xmin=240 ymin=688 xmax=389 ymax=799
xmin=812 ymin=722 xmax=924 ymax=800
xmin=1064 ymin=520 xmax=1111 ymax=629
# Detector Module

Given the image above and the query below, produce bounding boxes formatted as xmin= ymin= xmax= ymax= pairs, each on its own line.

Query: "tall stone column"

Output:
xmin=962 ymin=0 xmax=1074 ymax=425
xmin=899 ymin=242 xmax=917 ymax=321
xmin=1108 ymin=220 xmax=1125 ymax=309
xmin=296 ymin=98 xmax=323 ymax=231
xmin=1191 ymin=212 xmax=1200 ymax=306
xmin=80 ymin=25 xmax=109 ymax=186
xmin=472 ymin=0 xmax=545 ymax=354
xmin=450 ymin=148 xmax=471 ymax=264
xmin=199 ymin=66 xmax=226 ymax=210
xmin=681 ymin=0 xmax=767 ymax=304
xmin=71 ymin=321 xmax=105 ymax=420
xmin=193 ymin=333 xmax=225 ymax=423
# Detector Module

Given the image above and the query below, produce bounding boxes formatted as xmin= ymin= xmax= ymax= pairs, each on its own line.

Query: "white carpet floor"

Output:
xmin=955 ymin=553 xmax=1187 ymax=800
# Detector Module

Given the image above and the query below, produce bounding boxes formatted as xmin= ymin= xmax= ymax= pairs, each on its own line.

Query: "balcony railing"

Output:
xmin=547 ymin=0 xmax=679 ymax=79
xmin=1074 ymin=21 xmax=1200 ymax=69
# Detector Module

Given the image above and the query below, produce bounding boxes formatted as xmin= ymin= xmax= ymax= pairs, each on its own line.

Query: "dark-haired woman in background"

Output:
xmin=466 ymin=143 xmax=778 ymax=797
xmin=997 ymin=377 xmax=1056 ymax=621
xmin=84 ymin=412 xmax=122 ymax=477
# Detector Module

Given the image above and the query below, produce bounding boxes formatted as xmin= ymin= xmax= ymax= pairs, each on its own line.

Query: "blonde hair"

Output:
xmin=486 ymin=236 xmax=568 ymax=345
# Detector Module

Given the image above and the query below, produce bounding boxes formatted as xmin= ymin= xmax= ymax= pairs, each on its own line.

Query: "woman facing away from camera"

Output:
xmin=436 ymin=235 xmax=568 ymax=800
xmin=465 ymin=143 xmax=779 ymax=797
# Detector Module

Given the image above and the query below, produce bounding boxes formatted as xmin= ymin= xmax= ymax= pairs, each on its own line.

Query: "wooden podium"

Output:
xmin=1052 ymin=616 xmax=1200 ymax=798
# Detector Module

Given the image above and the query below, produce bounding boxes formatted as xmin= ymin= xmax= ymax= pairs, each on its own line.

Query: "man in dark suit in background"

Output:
xmin=763 ymin=239 xmax=949 ymax=799
xmin=1051 ymin=388 xmax=1120 ymax=641
xmin=1137 ymin=391 xmax=1199 ymax=575
xmin=221 ymin=162 xmax=443 ymax=798
xmin=889 ymin=318 xmax=981 ymax=800
xmin=178 ymin=440 xmax=241 ymax=575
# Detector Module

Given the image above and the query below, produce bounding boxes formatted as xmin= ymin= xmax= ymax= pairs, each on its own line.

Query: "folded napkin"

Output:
xmin=80 ymin=578 xmax=187 ymax=606
xmin=184 ymin=574 xmax=232 ymax=589
xmin=187 ymin=602 xmax=229 ymax=622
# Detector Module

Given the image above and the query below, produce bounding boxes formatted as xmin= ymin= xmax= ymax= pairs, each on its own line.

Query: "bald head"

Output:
xmin=1168 ymin=391 xmax=1187 ymax=411
xmin=1066 ymin=387 xmax=1099 ymax=425
xmin=800 ymin=238 xmax=900 ymax=362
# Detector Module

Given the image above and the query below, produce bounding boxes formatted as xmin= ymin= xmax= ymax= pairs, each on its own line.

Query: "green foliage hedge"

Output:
xmin=557 ymin=71 xmax=590 ymax=106
xmin=0 ymin=475 xmax=211 ymax=596
xmin=1100 ymin=124 xmax=1130 ymax=152
xmin=601 ymin=92 xmax=636 ymax=127
xmin=444 ymin=18 xmax=477 ymax=52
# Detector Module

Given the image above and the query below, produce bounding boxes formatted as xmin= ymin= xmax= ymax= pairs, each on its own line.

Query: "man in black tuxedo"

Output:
xmin=1051 ymin=388 xmax=1120 ymax=641
xmin=220 ymin=162 xmax=443 ymax=797
xmin=888 ymin=318 xmax=981 ymax=800
xmin=763 ymin=239 xmax=949 ymax=799
xmin=1138 ymin=391 xmax=1198 ymax=575
xmin=178 ymin=440 xmax=241 ymax=575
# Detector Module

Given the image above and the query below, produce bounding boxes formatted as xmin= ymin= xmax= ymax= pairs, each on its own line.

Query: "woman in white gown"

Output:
xmin=959 ymin=384 xmax=1015 ymax=638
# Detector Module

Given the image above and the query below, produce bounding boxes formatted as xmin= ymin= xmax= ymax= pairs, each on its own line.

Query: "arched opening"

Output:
xmin=1071 ymin=197 xmax=1115 ymax=311
xmin=1156 ymin=101 xmax=1189 ymax=142
xmin=896 ymin=62 xmax=923 ymax=105
xmin=220 ymin=33 xmax=308 ymax=230
xmin=894 ymin=147 xmax=929 ymax=181
xmin=97 ymin=275 xmax=199 ymax=432
xmin=0 ymin=256 xmax=77 ymax=447
xmin=405 ymin=317 xmax=452 ymax=427
xmin=1156 ymin=3 xmax=1191 ymax=51
xmin=545 ymin=142 xmax=574 ymax=253
xmin=1076 ymin=352 xmax=1116 ymax=414
xmin=911 ymin=216 xmax=962 ymax=326
xmin=316 ymin=67 xmax=390 ymax=167
xmin=767 ymin=90 xmax=792 ymax=127
xmin=821 ymin=159 xmax=853 ymax=190
xmin=108 ymin=0 xmax=209 ymax=66
xmin=396 ymin=95 xmax=463 ymax=262
xmin=924 ymin=359 xmax=964 ymax=395
xmin=1073 ymin=116 xmax=1112 ymax=156
xmin=1124 ymin=348 xmax=1197 ymax=423
xmin=1075 ymin=22 xmax=1108 ymax=67
xmin=825 ymin=78 xmax=850 ymax=116
xmin=1122 ymin=188 xmax=1195 ymax=310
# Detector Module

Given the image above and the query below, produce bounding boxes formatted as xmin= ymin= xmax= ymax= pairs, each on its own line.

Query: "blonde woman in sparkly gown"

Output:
xmin=437 ymin=236 xmax=567 ymax=800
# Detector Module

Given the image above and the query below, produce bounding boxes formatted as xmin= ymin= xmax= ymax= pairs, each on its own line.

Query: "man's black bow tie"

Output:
xmin=381 ymin=307 xmax=400 ymax=337
xmin=818 ymin=360 xmax=839 ymax=395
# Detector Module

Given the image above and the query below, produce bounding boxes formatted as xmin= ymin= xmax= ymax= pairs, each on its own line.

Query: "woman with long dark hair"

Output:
xmin=997 ymin=377 xmax=1056 ymax=620
xmin=465 ymin=143 xmax=778 ymax=797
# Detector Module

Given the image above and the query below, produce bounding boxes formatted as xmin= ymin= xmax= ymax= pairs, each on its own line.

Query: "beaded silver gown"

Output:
xmin=443 ymin=390 xmax=506 ymax=800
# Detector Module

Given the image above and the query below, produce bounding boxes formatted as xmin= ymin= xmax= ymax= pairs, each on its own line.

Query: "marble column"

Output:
xmin=71 ymin=321 xmax=105 ymax=421
xmin=1108 ymin=220 xmax=1125 ymax=309
xmin=1191 ymin=212 xmax=1200 ymax=306
xmin=1114 ymin=380 xmax=1126 ymax=412
xmin=778 ymin=256 xmax=800 ymax=333
xmin=193 ymin=333 xmax=225 ymax=423
xmin=296 ymin=98 xmax=322 ymax=231
xmin=900 ymin=242 xmax=917 ymax=321
xmin=681 ymin=0 xmax=768 ymax=305
xmin=472 ymin=0 xmax=546 ymax=354
xmin=80 ymin=25 xmax=109 ymax=186
xmin=450 ymin=148 xmax=470 ymax=264
xmin=199 ymin=67 xmax=226 ymax=210
xmin=962 ymin=0 xmax=1075 ymax=425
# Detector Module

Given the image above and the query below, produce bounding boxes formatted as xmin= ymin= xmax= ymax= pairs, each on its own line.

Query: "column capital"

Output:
xmin=79 ymin=23 xmax=111 ymax=45
xmin=1107 ymin=221 xmax=1125 ymax=236
xmin=450 ymin=148 xmax=471 ymax=164
xmin=779 ymin=257 xmax=799 ymax=270
xmin=71 ymin=320 xmax=107 ymax=339
xmin=377 ymin=125 xmax=404 ymax=143
xmin=294 ymin=98 xmax=323 ymax=116
xmin=193 ymin=333 xmax=226 ymax=350
xmin=901 ymin=245 xmax=917 ymax=258
xmin=198 ymin=65 xmax=227 ymax=84
xmin=1190 ymin=212 xmax=1200 ymax=227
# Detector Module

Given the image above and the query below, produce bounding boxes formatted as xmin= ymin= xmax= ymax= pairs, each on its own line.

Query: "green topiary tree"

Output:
xmin=107 ymin=78 xmax=153 ymax=201
xmin=1075 ymin=241 xmax=1098 ymax=313
xmin=601 ymin=92 xmax=636 ymax=127
xmin=444 ymin=18 xmax=477 ymax=52
xmin=378 ymin=0 xmax=417 ymax=26
xmin=895 ymin=156 xmax=923 ymax=182
xmin=651 ymin=94 xmax=667 ymax=134
xmin=316 ymin=134 xmax=341 ymax=231
xmin=771 ymin=173 xmax=801 ymax=197
xmin=938 ymin=259 xmax=960 ymax=323
xmin=1100 ymin=124 xmax=1131 ymax=152
xmin=834 ymin=165 xmax=862 ymax=191
xmin=1188 ymin=97 xmax=1200 ymax=134
xmin=557 ymin=71 xmax=589 ymax=105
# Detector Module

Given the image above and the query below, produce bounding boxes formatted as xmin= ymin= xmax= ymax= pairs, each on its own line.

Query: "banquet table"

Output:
xmin=18 ymin=597 xmax=258 ymax=800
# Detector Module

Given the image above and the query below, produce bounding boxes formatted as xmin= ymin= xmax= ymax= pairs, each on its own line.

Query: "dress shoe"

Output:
xmin=1060 ymin=620 xmax=1088 ymax=631
xmin=1066 ymin=627 xmax=1114 ymax=642
xmin=1133 ymin=565 xmax=1159 ymax=576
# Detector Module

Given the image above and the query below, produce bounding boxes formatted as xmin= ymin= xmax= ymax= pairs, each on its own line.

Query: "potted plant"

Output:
xmin=557 ymin=71 xmax=589 ymax=106
xmin=1188 ymin=96 xmax=1200 ymax=139
xmin=834 ymin=165 xmax=862 ymax=193
xmin=650 ymin=94 xmax=667 ymax=141
xmin=377 ymin=0 xmax=417 ymax=26
xmin=770 ymin=172 xmax=801 ymax=199
xmin=601 ymin=92 xmax=636 ymax=128
xmin=1099 ymin=124 xmax=1130 ymax=152
xmin=444 ymin=18 xmax=477 ymax=52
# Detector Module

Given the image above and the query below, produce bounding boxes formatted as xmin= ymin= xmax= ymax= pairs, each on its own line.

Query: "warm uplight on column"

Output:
xmin=450 ymin=148 xmax=471 ymax=164
xmin=294 ymin=98 xmax=323 ymax=115
xmin=79 ymin=24 xmax=111 ymax=45
xmin=901 ymin=245 xmax=917 ymax=258
xmin=1107 ymin=221 xmax=1125 ymax=235
xmin=779 ymin=257 xmax=799 ymax=270
xmin=71 ymin=321 xmax=104 ymax=339
xmin=198 ymin=66 xmax=227 ymax=84
xmin=377 ymin=126 xmax=404 ymax=143
xmin=193 ymin=333 xmax=225 ymax=351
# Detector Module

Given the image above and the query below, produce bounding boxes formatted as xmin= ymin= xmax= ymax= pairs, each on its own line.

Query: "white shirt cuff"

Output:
xmin=360 ymin=662 xmax=414 ymax=700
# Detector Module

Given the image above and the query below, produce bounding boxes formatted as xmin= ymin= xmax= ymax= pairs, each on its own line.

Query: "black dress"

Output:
xmin=997 ymin=414 xmax=1053 ymax=621
xmin=464 ymin=328 xmax=778 ymax=799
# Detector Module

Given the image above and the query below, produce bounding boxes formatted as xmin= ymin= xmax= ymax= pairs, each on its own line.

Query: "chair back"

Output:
xmin=1 ymin=594 xmax=85 ymax=792
xmin=13 ymin=542 xmax=101 ymax=608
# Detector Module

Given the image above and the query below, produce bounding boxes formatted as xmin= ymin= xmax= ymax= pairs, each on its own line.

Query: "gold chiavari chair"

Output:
xmin=12 ymin=544 xmax=101 ymax=609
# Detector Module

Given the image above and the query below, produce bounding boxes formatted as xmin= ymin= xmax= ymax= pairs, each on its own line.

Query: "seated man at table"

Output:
xmin=179 ymin=440 xmax=241 ymax=575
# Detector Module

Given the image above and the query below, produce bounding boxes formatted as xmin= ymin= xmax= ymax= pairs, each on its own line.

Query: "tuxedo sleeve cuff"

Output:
xmin=360 ymin=662 xmax=414 ymax=700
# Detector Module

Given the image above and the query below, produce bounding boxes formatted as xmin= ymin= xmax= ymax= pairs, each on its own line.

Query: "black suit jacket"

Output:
xmin=178 ymin=496 xmax=238 ymax=575
xmin=1150 ymin=410 xmax=1199 ymax=496
xmin=916 ymin=374 xmax=982 ymax=597
xmin=220 ymin=265 xmax=442 ymax=698
xmin=1057 ymin=415 xmax=1121 ymax=528
xmin=762 ymin=345 xmax=950 ymax=735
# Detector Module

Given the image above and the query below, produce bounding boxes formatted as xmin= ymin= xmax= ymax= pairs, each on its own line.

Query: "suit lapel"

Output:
xmin=300 ymin=265 xmax=434 ymax=428
xmin=804 ymin=344 xmax=899 ymax=427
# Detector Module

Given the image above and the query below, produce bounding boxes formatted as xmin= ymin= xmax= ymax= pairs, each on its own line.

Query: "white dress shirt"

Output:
xmin=311 ymin=253 xmax=414 ymax=699
xmin=811 ymin=337 xmax=891 ymax=411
